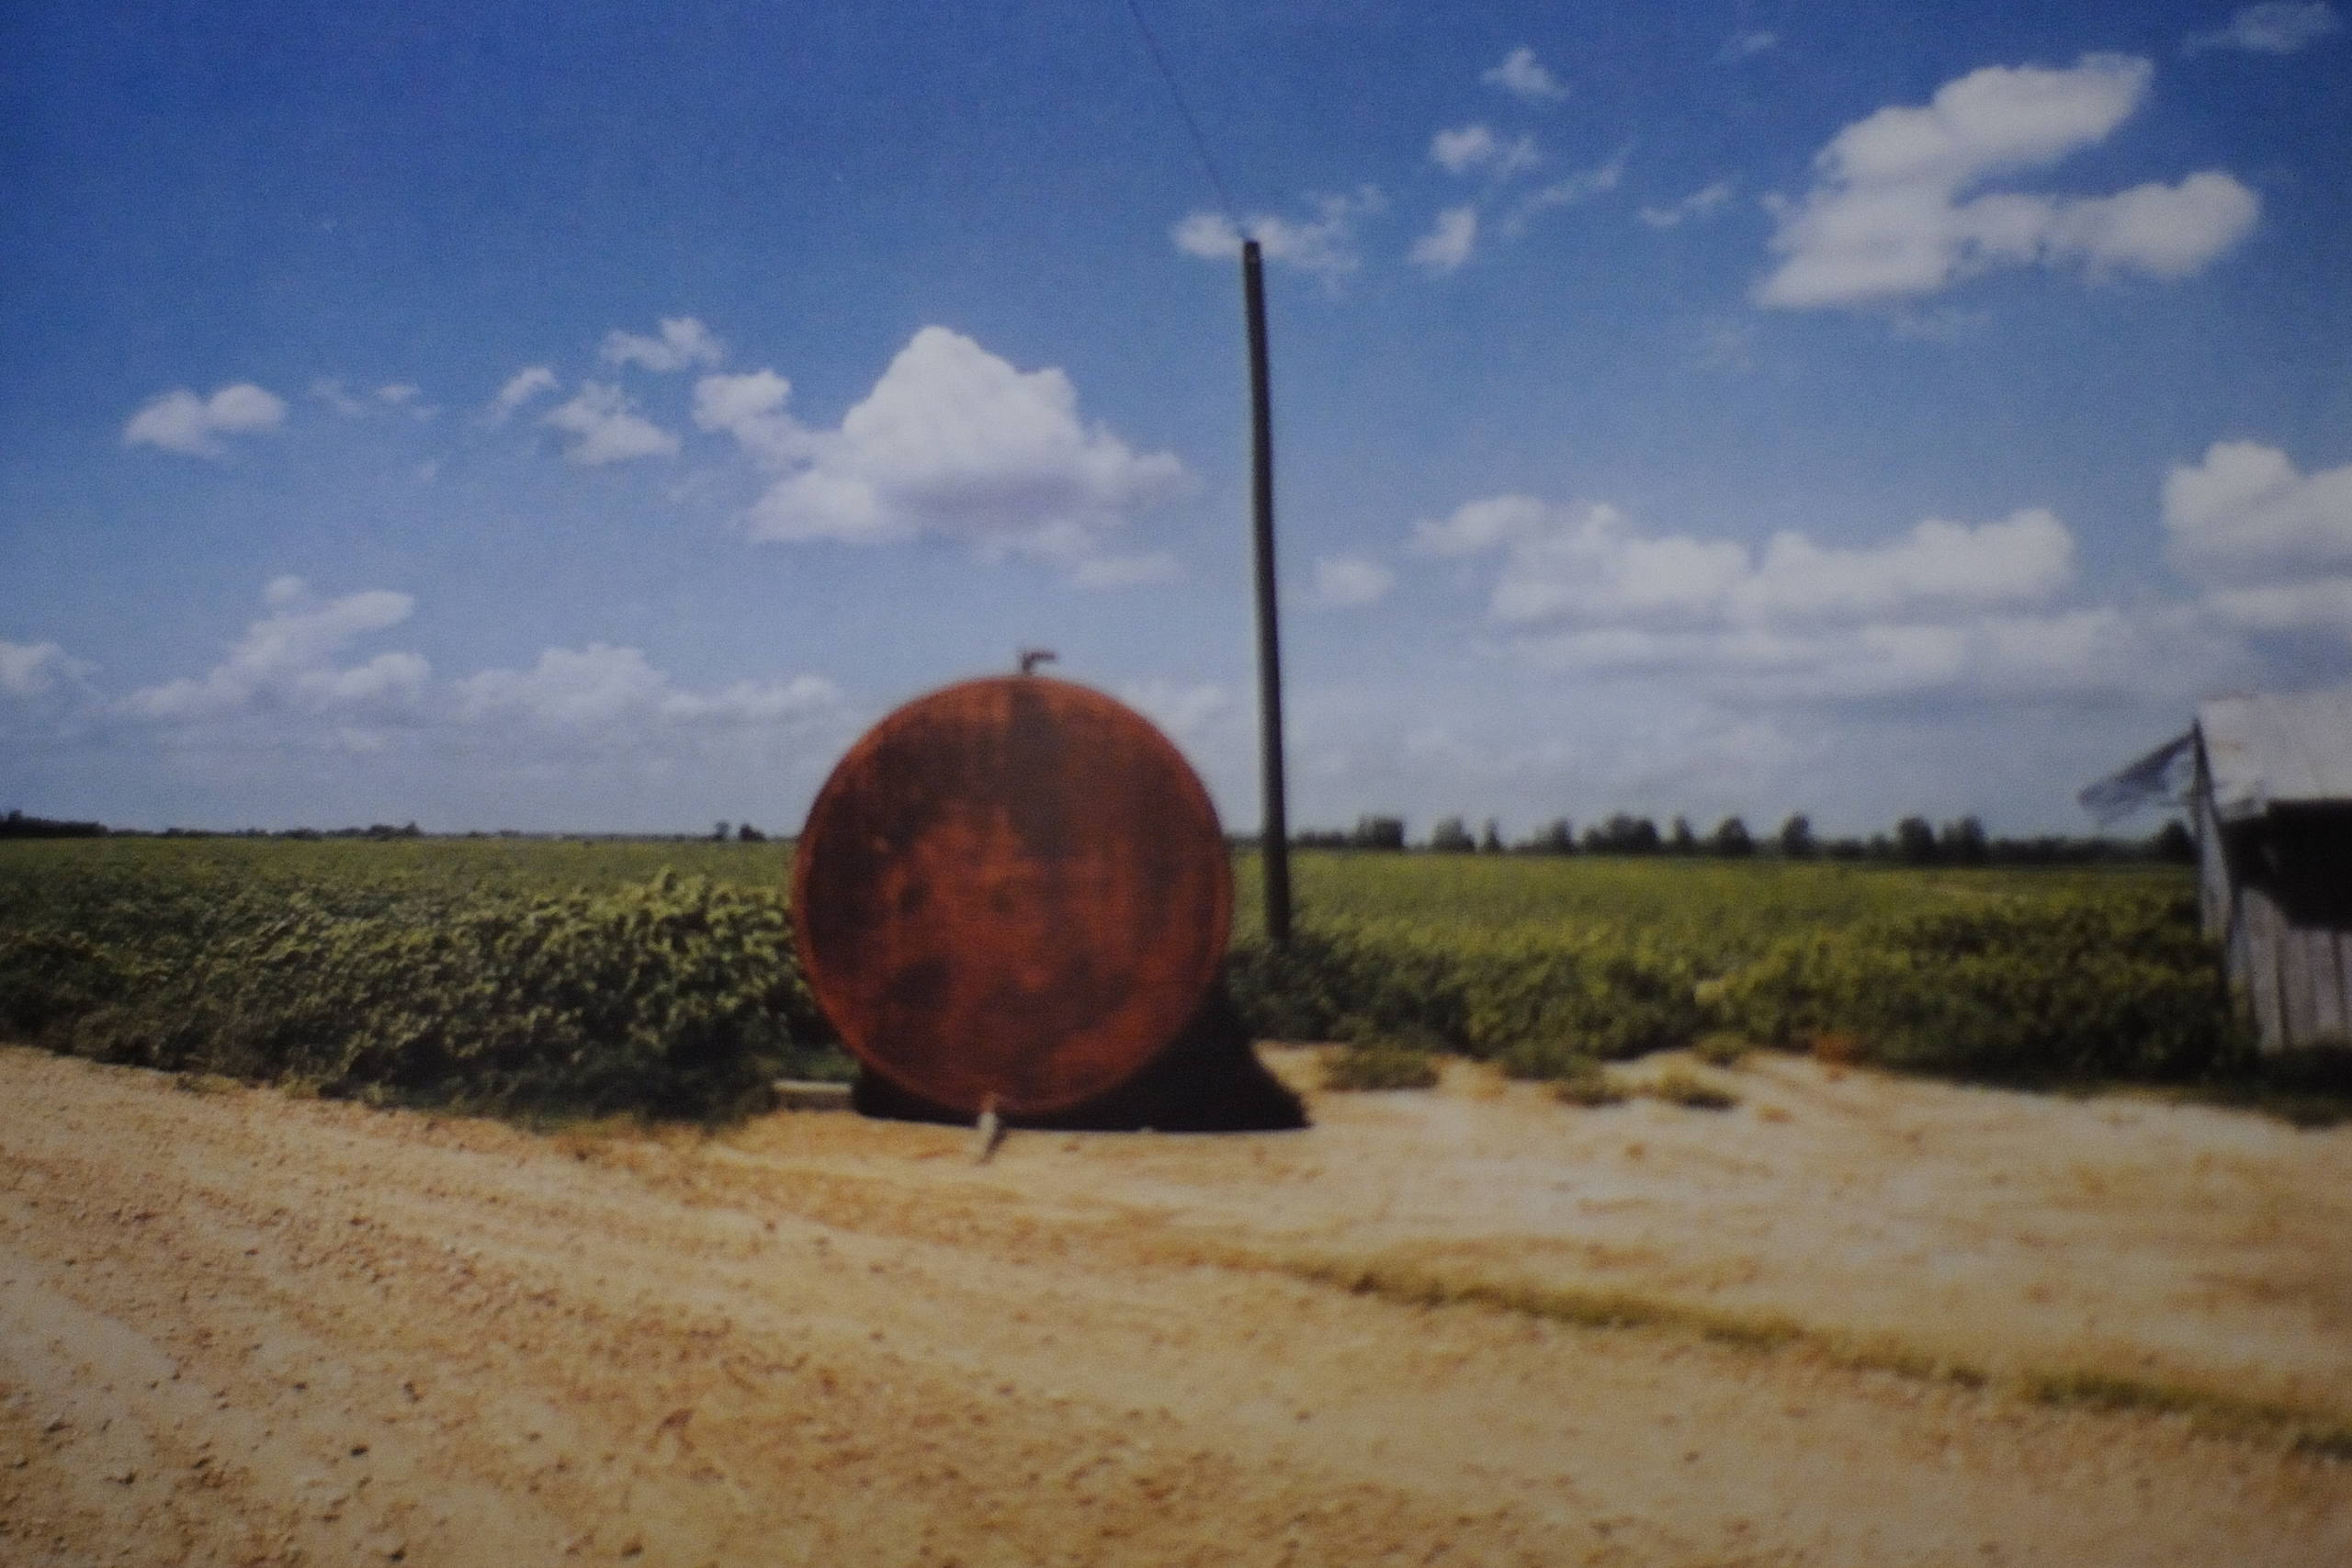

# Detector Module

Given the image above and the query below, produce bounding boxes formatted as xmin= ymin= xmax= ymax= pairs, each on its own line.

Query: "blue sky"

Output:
xmin=4 ymin=1 xmax=2348 ymax=837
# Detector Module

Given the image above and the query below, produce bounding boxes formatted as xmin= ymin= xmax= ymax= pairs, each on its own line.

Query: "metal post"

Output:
xmin=1242 ymin=239 xmax=1293 ymax=948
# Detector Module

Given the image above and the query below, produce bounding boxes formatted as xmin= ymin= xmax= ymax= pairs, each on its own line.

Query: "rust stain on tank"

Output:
xmin=792 ymin=676 xmax=1232 ymax=1118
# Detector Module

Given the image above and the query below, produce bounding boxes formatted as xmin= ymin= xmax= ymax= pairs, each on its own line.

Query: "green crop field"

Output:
xmin=1233 ymin=847 xmax=2188 ymax=955
xmin=0 ymin=836 xmax=827 ymax=1121
xmin=1224 ymin=849 xmax=2231 ymax=1085
xmin=0 ymin=836 xmax=2249 ymax=1122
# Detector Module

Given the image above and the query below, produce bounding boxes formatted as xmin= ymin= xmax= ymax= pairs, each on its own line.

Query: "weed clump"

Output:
xmin=1643 ymin=1067 xmax=1738 ymax=1111
xmin=1497 ymin=1037 xmax=1589 ymax=1081
xmin=1321 ymin=1042 xmax=1441 ymax=1091
xmin=1550 ymin=1059 xmax=1626 ymax=1107
xmin=1692 ymin=1032 xmax=1750 ymax=1068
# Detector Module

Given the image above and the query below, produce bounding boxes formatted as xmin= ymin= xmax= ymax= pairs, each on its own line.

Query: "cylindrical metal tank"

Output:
xmin=792 ymin=675 xmax=1232 ymax=1119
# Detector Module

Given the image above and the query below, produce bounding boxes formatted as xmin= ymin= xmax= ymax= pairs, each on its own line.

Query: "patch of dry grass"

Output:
xmin=1642 ymin=1067 xmax=1739 ymax=1111
xmin=1691 ymin=1033 xmax=1752 ymax=1068
xmin=2022 ymin=1368 xmax=2352 ymax=1452
xmin=1280 ymin=1253 xmax=1805 ymax=1350
xmin=1272 ymin=1250 xmax=2352 ymax=1456
xmin=1550 ymin=1060 xmax=1627 ymax=1107
xmin=1321 ymin=1043 xmax=1442 ymax=1092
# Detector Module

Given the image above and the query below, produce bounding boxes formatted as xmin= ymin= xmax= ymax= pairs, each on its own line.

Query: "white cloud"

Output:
xmin=310 ymin=378 xmax=368 ymax=416
xmin=1483 ymin=47 xmax=1567 ymax=101
xmin=1814 ymin=53 xmax=2153 ymax=186
xmin=2039 ymin=172 xmax=2264 ymax=276
xmin=2185 ymin=3 xmax=2342 ymax=54
xmin=19 ymin=580 xmax=853 ymax=821
xmin=1413 ymin=439 xmax=2352 ymax=714
xmin=1756 ymin=54 xmax=2258 ymax=309
xmin=1747 ymin=511 xmax=2077 ymax=620
xmin=1492 ymin=139 xmax=1543 ymax=179
xmin=1413 ymin=493 xmax=1546 ymax=557
xmin=1172 ymin=187 xmax=1385 ymax=284
xmin=600 ymin=317 xmax=727 ymax=373
xmin=1510 ymin=604 xmax=2235 ymax=705
xmin=1431 ymin=125 xmax=1539 ymax=178
xmin=311 ymin=379 xmax=433 ymax=420
xmin=1697 ymin=317 xmax=1760 ymax=372
xmin=488 ymin=366 xmax=559 ymax=423
xmin=1431 ymin=125 xmax=1493 ymax=175
xmin=122 ymin=383 xmax=288 ymax=458
xmin=691 ymin=369 xmax=811 ymax=465
xmin=1720 ymin=30 xmax=1779 ymax=62
xmin=0 ymin=638 xmax=99 ymax=744
xmin=1408 ymin=495 xmax=2154 ymax=702
xmin=662 ymin=674 xmax=840 ymax=726
xmin=1639 ymin=179 xmax=1736 ymax=228
xmin=1473 ymin=503 xmax=1752 ymax=626
xmin=2200 ymin=579 xmax=2352 ymax=634
xmin=376 ymin=383 xmax=434 ymax=419
xmin=542 ymin=381 xmax=682 ymax=465
xmin=1887 ymin=305 xmax=1994 ymax=342
xmin=1506 ymin=146 xmax=1629 ymax=233
xmin=99 ymin=580 xmax=842 ymax=770
xmin=454 ymin=644 xmax=836 ymax=732
xmin=121 ymin=580 xmax=429 ymax=724
xmin=704 ymin=327 xmax=1190 ymax=573
xmin=1170 ymin=211 xmax=1243 ymax=259
xmin=1 ymin=639 xmax=94 ymax=701
xmin=1116 ymin=679 xmax=1232 ymax=740
xmin=1310 ymin=556 xmax=1396 ymax=608
xmin=1428 ymin=498 xmax=2074 ymax=627
xmin=1070 ymin=552 xmax=1181 ymax=589
xmin=1409 ymin=207 xmax=1480 ymax=274
xmin=2165 ymin=440 xmax=2352 ymax=637
xmin=2165 ymin=440 xmax=2352 ymax=581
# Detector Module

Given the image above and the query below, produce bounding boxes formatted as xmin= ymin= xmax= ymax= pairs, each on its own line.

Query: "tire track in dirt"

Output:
xmin=3 ymin=1046 xmax=2347 ymax=1566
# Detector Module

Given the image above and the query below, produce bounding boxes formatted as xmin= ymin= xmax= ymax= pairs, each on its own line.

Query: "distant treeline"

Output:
xmin=1289 ymin=812 xmax=2196 ymax=866
xmin=11 ymin=807 xmax=2190 ymax=867
xmin=0 ymin=810 xmax=107 ymax=840
xmin=42 ymin=822 xmax=433 ymax=841
xmin=4 ymin=816 xmax=780 ymax=844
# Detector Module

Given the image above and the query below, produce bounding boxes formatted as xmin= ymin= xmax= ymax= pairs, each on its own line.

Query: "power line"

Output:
xmin=1120 ymin=0 xmax=1240 ymax=231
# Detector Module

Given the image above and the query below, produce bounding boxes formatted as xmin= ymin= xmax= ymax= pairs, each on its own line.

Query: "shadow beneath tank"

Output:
xmin=850 ymin=985 xmax=1309 ymax=1133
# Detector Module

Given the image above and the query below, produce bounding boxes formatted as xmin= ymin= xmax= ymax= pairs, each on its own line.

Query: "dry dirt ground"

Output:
xmin=3 ymin=1041 xmax=2349 ymax=1567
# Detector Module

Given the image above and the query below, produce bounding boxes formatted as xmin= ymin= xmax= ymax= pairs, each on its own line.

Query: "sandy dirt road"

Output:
xmin=2 ymin=1042 xmax=2348 ymax=1566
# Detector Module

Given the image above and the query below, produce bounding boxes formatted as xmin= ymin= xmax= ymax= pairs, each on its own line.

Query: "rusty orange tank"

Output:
xmin=791 ymin=675 xmax=1232 ymax=1119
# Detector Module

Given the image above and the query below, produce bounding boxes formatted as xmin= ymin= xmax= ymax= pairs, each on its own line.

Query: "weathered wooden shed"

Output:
xmin=2190 ymin=690 xmax=2352 ymax=1052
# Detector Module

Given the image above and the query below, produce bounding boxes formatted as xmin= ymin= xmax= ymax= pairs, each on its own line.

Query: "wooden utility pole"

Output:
xmin=1242 ymin=239 xmax=1293 ymax=948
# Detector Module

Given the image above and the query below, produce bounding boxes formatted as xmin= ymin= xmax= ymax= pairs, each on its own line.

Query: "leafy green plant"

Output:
xmin=3 ymin=838 xmax=2237 ymax=1120
xmin=1713 ymin=891 xmax=2238 ymax=1083
xmin=0 ymin=846 xmax=835 ymax=1121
